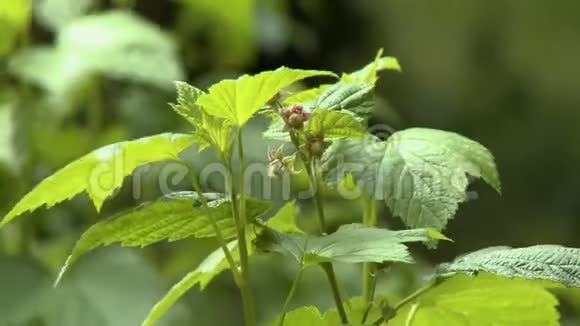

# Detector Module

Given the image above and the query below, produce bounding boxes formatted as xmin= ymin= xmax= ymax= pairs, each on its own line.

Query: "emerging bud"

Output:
xmin=267 ymin=146 xmax=300 ymax=178
xmin=281 ymin=104 xmax=310 ymax=130
xmin=305 ymin=133 xmax=325 ymax=157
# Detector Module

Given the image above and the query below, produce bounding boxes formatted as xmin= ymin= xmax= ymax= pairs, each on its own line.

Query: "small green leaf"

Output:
xmin=263 ymin=201 xmax=303 ymax=234
xmin=55 ymin=192 xmax=271 ymax=285
xmin=322 ymin=128 xmax=501 ymax=231
xmin=284 ymin=85 xmax=331 ymax=105
xmin=438 ymin=245 xmax=580 ymax=287
xmin=142 ymin=201 xmax=301 ymax=326
xmin=388 ymin=273 xmax=560 ymax=326
xmin=172 ymin=82 xmax=233 ymax=157
xmin=255 ymin=223 xmax=446 ymax=267
xmin=307 ymin=109 xmax=366 ymax=139
xmin=344 ymin=49 xmax=402 ymax=84
xmin=197 ymin=67 xmax=335 ymax=126
xmin=1 ymin=133 xmax=196 ymax=226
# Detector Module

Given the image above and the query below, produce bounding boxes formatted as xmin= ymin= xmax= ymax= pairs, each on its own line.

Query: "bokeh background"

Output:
xmin=1 ymin=0 xmax=579 ymax=325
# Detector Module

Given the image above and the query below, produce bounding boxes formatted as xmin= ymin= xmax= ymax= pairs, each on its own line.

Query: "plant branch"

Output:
xmin=277 ymin=269 xmax=304 ymax=326
xmin=362 ymin=195 xmax=378 ymax=321
xmin=190 ymin=169 xmax=241 ymax=284
xmin=228 ymin=128 xmax=256 ymax=326
xmin=322 ymin=263 xmax=349 ymax=324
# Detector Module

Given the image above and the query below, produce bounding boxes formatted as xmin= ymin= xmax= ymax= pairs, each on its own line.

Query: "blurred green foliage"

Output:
xmin=1 ymin=0 xmax=579 ymax=325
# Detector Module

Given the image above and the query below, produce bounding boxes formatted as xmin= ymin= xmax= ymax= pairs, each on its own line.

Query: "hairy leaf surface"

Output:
xmin=438 ymin=245 xmax=580 ymax=287
xmin=255 ymin=223 xmax=447 ymax=266
xmin=1 ymin=133 xmax=196 ymax=226
xmin=321 ymin=128 xmax=500 ymax=231
xmin=197 ymin=67 xmax=335 ymax=126
xmin=306 ymin=109 xmax=366 ymax=139
xmin=55 ymin=192 xmax=271 ymax=284
xmin=388 ymin=273 xmax=559 ymax=326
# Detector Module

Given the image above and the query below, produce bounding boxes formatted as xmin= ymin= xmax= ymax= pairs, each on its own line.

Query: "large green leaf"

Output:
xmin=306 ymin=109 xmax=366 ymax=140
xmin=438 ymin=245 xmax=580 ymax=287
xmin=321 ymin=128 xmax=501 ymax=231
xmin=255 ymin=223 xmax=447 ymax=267
xmin=0 ymin=0 xmax=30 ymax=57
xmin=387 ymin=273 xmax=560 ymax=326
xmin=172 ymin=82 xmax=233 ymax=158
xmin=310 ymin=82 xmax=375 ymax=115
xmin=1 ymin=133 xmax=196 ymax=226
xmin=196 ymin=67 xmax=335 ymax=126
xmin=55 ymin=192 xmax=271 ymax=284
xmin=141 ymin=201 xmax=301 ymax=326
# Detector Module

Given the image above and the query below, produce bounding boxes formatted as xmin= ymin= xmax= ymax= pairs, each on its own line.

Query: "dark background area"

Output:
xmin=1 ymin=0 xmax=579 ymax=325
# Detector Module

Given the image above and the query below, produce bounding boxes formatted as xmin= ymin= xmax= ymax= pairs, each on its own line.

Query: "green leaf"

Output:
xmin=197 ymin=67 xmax=335 ymax=126
xmin=284 ymin=85 xmax=331 ymax=105
xmin=307 ymin=109 xmax=367 ymax=139
xmin=1 ymin=133 xmax=196 ymax=226
xmin=255 ymin=223 xmax=446 ymax=266
xmin=172 ymin=82 xmax=233 ymax=157
xmin=55 ymin=192 xmax=271 ymax=284
xmin=321 ymin=128 xmax=501 ymax=231
xmin=438 ymin=245 xmax=580 ymax=287
xmin=141 ymin=201 xmax=300 ymax=326
xmin=388 ymin=273 xmax=560 ymax=326
xmin=0 ymin=0 xmax=30 ymax=57
xmin=58 ymin=11 xmax=183 ymax=88
xmin=312 ymin=82 xmax=375 ymax=115
xmin=344 ymin=49 xmax=402 ymax=84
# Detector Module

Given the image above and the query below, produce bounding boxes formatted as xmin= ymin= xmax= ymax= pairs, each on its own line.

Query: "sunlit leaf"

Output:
xmin=1 ymin=133 xmax=196 ymax=226
xmin=172 ymin=82 xmax=233 ymax=158
xmin=388 ymin=273 xmax=559 ymax=326
xmin=344 ymin=48 xmax=402 ymax=84
xmin=307 ymin=109 xmax=367 ymax=139
xmin=197 ymin=67 xmax=335 ymax=126
xmin=322 ymin=128 xmax=501 ymax=231
xmin=438 ymin=245 xmax=580 ymax=287
xmin=255 ymin=223 xmax=447 ymax=266
xmin=55 ymin=192 xmax=271 ymax=285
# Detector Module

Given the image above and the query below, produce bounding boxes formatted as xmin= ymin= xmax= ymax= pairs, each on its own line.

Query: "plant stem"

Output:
xmin=228 ymin=128 xmax=256 ymax=326
xmin=404 ymin=303 xmax=419 ymax=326
xmin=277 ymin=269 xmax=304 ymax=326
xmin=190 ymin=170 xmax=241 ymax=284
xmin=309 ymin=159 xmax=349 ymax=324
xmin=322 ymin=263 xmax=349 ymax=324
xmin=362 ymin=196 xmax=378 ymax=310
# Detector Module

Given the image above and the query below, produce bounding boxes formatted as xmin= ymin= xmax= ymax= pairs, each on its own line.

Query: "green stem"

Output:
xmin=309 ymin=159 xmax=348 ymax=324
xmin=404 ymin=304 xmax=419 ymax=326
xmin=228 ymin=129 xmax=256 ymax=326
xmin=277 ymin=269 xmax=304 ymax=326
xmin=190 ymin=171 xmax=241 ymax=284
xmin=362 ymin=196 xmax=378 ymax=316
xmin=322 ymin=263 xmax=349 ymax=324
